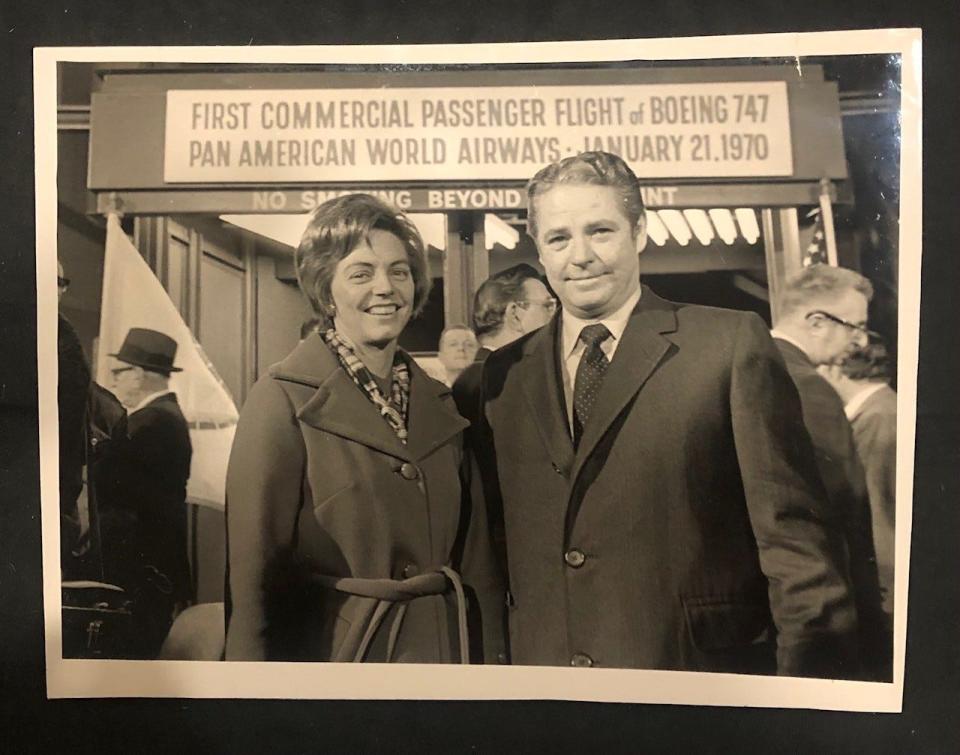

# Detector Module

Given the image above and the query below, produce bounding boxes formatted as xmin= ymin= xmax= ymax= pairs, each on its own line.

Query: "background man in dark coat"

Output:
xmin=100 ymin=327 xmax=193 ymax=658
xmin=770 ymin=265 xmax=889 ymax=679
xmin=474 ymin=151 xmax=858 ymax=677
xmin=452 ymin=262 xmax=555 ymax=425
xmin=821 ymin=342 xmax=897 ymax=619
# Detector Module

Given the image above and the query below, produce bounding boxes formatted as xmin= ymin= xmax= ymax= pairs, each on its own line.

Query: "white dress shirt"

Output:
xmin=129 ymin=388 xmax=173 ymax=415
xmin=560 ymin=286 xmax=642 ymax=429
xmin=769 ymin=328 xmax=808 ymax=356
xmin=843 ymin=382 xmax=887 ymax=420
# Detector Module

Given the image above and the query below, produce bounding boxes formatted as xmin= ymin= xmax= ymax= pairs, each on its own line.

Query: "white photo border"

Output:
xmin=36 ymin=28 xmax=922 ymax=711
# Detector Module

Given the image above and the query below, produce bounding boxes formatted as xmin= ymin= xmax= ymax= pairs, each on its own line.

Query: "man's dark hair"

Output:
xmin=472 ymin=263 xmax=543 ymax=337
xmin=526 ymin=151 xmax=646 ymax=238
xmin=840 ymin=341 xmax=892 ymax=382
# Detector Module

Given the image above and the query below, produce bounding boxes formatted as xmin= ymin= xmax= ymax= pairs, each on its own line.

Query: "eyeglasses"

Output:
xmin=806 ymin=310 xmax=881 ymax=340
xmin=110 ymin=366 xmax=134 ymax=377
xmin=516 ymin=297 xmax=558 ymax=314
xmin=57 ymin=276 xmax=71 ymax=292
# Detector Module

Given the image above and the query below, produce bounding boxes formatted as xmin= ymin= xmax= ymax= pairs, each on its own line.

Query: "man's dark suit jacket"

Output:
xmin=849 ymin=384 xmax=897 ymax=616
xmin=452 ymin=347 xmax=491 ymax=428
xmin=100 ymin=392 xmax=193 ymax=608
xmin=774 ymin=339 xmax=889 ymax=677
xmin=476 ymin=287 xmax=858 ymax=677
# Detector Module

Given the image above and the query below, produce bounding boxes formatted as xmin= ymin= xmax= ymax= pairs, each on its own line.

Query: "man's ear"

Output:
xmin=504 ymin=301 xmax=522 ymax=333
xmin=806 ymin=313 xmax=828 ymax=339
xmin=633 ymin=214 xmax=648 ymax=255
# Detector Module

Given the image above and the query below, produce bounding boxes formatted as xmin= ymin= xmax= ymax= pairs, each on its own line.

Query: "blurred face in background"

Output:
xmin=111 ymin=362 xmax=144 ymax=409
xmin=438 ymin=328 xmax=479 ymax=373
xmin=330 ymin=229 xmax=415 ymax=350
xmin=512 ymin=278 xmax=557 ymax=334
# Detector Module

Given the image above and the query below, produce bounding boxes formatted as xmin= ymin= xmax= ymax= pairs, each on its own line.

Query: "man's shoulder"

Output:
xmin=131 ymin=394 xmax=188 ymax=428
xmin=670 ymin=300 xmax=761 ymax=333
xmin=863 ymin=384 xmax=897 ymax=415
xmin=485 ymin=326 xmax=544 ymax=366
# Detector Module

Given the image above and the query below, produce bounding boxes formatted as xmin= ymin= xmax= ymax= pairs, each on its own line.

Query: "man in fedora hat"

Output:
xmin=99 ymin=327 xmax=193 ymax=658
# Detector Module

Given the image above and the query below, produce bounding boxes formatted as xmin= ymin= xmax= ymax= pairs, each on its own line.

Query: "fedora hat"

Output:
xmin=109 ymin=328 xmax=183 ymax=373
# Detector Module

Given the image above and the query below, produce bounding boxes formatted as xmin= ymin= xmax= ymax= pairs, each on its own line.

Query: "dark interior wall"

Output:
xmin=255 ymin=254 xmax=314 ymax=386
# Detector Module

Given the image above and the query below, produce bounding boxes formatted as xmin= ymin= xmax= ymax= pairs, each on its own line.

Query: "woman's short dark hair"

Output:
xmin=526 ymin=151 xmax=646 ymax=238
xmin=295 ymin=194 xmax=432 ymax=322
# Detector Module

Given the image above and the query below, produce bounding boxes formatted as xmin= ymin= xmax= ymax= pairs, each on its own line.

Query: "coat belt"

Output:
xmin=308 ymin=566 xmax=470 ymax=664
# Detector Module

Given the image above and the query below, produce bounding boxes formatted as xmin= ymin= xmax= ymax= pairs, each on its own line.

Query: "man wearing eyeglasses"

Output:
xmin=452 ymin=263 xmax=555 ymax=425
xmin=770 ymin=264 xmax=890 ymax=679
xmin=99 ymin=327 xmax=193 ymax=658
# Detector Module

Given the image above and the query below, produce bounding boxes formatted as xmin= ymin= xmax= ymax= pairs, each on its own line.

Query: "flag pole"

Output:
xmin=818 ymin=178 xmax=839 ymax=267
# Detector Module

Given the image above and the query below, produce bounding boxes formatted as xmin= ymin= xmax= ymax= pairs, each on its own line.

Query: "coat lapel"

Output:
xmin=569 ymin=287 xmax=678 ymax=486
xmin=520 ymin=316 xmax=575 ymax=475
xmin=298 ymin=366 xmax=412 ymax=460
xmin=276 ymin=336 xmax=466 ymax=462
xmin=404 ymin=359 xmax=469 ymax=462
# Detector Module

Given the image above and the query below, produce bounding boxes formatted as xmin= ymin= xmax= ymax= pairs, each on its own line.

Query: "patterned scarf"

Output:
xmin=322 ymin=328 xmax=411 ymax=444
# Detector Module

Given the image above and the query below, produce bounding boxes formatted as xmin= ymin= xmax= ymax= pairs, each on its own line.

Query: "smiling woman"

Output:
xmin=224 ymin=193 xmax=505 ymax=664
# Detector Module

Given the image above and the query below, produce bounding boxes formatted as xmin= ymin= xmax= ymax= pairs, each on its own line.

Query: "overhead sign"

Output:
xmin=163 ymin=82 xmax=793 ymax=183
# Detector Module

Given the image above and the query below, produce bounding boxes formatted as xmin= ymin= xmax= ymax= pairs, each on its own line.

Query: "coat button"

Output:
xmin=564 ymin=548 xmax=586 ymax=568
xmin=402 ymin=563 xmax=419 ymax=578
xmin=570 ymin=652 xmax=594 ymax=668
xmin=399 ymin=462 xmax=419 ymax=481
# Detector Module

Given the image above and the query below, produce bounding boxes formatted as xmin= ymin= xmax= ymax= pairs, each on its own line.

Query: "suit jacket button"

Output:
xmin=399 ymin=462 xmax=419 ymax=481
xmin=570 ymin=652 xmax=594 ymax=667
xmin=402 ymin=563 xmax=419 ymax=578
xmin=564 ymin=548 xmax=586 ymax=568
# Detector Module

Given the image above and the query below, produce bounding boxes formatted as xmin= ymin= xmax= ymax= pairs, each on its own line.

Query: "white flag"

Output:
xmin=96 ymin=215 xmax=238 ymax=509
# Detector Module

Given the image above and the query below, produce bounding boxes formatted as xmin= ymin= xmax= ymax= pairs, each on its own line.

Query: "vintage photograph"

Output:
xmin=37 ymin=30 xmax=920 ymax=709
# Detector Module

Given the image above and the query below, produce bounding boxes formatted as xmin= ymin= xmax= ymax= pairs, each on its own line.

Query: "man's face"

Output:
xmin=111 ymin=361 xmax=144 ymax=408
xmin=438 ymin=328 xmax=478 ymax=371
xmin=533 ymin=184 xmax=645 ymax=320
xmin=513 ymin=278 xmax=556 ymax=334
xmin=807 ymin=289 xmax=870 ymax=366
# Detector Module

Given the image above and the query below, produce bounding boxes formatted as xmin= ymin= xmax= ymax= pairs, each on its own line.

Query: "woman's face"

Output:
xmin=329 ymin=229 xmax=415 ymax=349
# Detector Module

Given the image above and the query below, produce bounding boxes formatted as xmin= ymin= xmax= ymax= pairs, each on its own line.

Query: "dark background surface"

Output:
xmin=1 ymin=1 xmax=957 ymax=752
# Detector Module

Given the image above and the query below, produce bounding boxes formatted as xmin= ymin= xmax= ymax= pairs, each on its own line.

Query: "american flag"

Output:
xmin=803 ymin=209 xmax=828 ymax=267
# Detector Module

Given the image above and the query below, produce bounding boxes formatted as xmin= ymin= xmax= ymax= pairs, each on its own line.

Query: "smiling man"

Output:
xmin=473 ymin=151 xmax=861 ymax=678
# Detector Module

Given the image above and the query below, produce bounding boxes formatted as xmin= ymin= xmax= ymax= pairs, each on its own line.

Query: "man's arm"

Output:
xmin=730 ymin=313 xmax=858 ymax=678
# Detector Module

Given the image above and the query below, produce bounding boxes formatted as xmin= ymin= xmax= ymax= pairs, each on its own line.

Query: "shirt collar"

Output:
xmin=561 ymin=285 xmax=642 ymax=360
xmin=130 ymin=389 xmax=172 ymax=415
xmin=844 ymin=382 xmax=887 ymax=420
xmin=769 ymin=328 xmax=809 ymax=358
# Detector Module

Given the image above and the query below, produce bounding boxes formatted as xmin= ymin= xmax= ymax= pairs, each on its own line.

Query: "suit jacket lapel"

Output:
xmin=520 ymin=316 xmax=575 ymax=475
xmin=569 ymin=287 xmax=678 ymax=485
xmin=404 ymin=359 xmax=469 ymax=462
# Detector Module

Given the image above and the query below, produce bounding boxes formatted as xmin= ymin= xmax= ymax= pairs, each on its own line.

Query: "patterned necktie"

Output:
xmin=573 ymin=323 xmax=612 ymax=448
